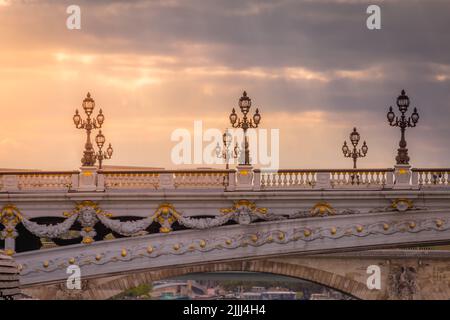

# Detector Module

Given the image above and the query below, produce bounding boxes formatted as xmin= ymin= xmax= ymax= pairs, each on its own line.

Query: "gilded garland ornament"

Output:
xmin=220 ymin=200 xmax=283 ymax=225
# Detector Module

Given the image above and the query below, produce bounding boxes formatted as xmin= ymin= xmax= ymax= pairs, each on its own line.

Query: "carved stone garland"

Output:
xmin=0 ymin=200 xmax=284 ymax=250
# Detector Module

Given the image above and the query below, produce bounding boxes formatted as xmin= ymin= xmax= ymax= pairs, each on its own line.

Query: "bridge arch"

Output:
xmin=65 ymin=260 xmax=383 ymax=300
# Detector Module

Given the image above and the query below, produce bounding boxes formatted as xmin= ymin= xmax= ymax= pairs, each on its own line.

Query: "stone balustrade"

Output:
xmin=172 ymin=170 xmax=232 ymax=189
xmin=0 ymin=166 xmax=449 ymax=192
xmin=0 ymin=172 xmax=78 ymax=192
xmin=102 ymin=169 xmax=233 ymax=190
xmin=259 ymin=170 xmax=318 ymax=189
xmin=329 ymin=169 xmax=394 ymax=188
xmin=412 ymin=168 xmax=450 ymax=186
xmin=103 ymin=171 xmax=160 ymax=190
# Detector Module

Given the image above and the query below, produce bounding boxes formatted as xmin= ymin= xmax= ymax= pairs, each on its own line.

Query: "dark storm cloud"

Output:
xmin=38 ymin=0 xmax=449 ymax=115
xmin=55 ymin=0 xmax=450 ymax=69
xmin=9 ymin=0 xmax=450 ymax=129
xmin=17 ymin=0 xmax=450 ymax=67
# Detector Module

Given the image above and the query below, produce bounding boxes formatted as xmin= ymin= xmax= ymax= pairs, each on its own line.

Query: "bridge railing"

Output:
xmin=101 ymin=169 xmax=233 ymax=191
xmin=412 ymin=168 xmax=450 ymax=187
xmin=258 ymin=168 xmax=394 ymax=190
xmin=329 ymin=169 xmax=394 ymax=188
xmin=259 ymin=170 xmax=318 ymax=189
xmin=0 ymin=171 xmax=78 ymax=192
xmin=1 ymin=167 xmax=450 ymax=192
xmin=172 ymin=170 xmax=233 ymax=189
xmin=102 ymin=171 xmax=160 ymax=190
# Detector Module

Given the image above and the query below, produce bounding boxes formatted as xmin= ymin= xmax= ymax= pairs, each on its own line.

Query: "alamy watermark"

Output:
xmin=366 ymin=265 xmax=381 ymax=290
xmin=66 ymin=265 xmax=81 ymax=290
xmin=66 ymin=4 xmax=81 ymax=30
xmin=366 ymin=5 xmax=381 ymax=30
xmin=170 ymin=120 xmax=280 ymax=170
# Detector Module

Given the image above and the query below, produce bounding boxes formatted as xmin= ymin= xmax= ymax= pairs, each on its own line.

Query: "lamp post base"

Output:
xmin=396 ymin=148 xmax=410 ymax=165
xmin=393 ymin=164 xmax=413 ymax=189
xmin=78 ymin=166 xmax=99 ymax=192
xmin=236 ymin=165 xmax=254 ymax=190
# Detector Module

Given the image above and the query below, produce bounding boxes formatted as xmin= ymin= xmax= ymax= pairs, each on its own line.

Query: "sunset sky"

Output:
xmin=0 ymin=0 xmax=449 ymax=170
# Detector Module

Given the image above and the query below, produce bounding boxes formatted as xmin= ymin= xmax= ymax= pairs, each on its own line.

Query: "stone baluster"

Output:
xmin=411 ymin=170 xmax=419 ymax=186
xmin=253 ymin=169 xmax=261 ymax=191
xmin=386 ymin=170 xmax=394 ymax=186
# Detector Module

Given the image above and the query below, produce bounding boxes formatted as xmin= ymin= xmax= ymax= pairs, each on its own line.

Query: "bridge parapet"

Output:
xmin=1 ymin=166 xmax=449 ymax=193
xmin=0 ymin=171 xmax=79 ymax=192
xmin=258 ymin=168 xmax=395 ymax=190
xmin=412 ymin=168 xmax=450 ymax=187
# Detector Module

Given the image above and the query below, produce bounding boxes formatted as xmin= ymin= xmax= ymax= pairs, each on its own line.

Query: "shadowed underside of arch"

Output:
xmin=23 ymin=259 xmax=384 ymax=300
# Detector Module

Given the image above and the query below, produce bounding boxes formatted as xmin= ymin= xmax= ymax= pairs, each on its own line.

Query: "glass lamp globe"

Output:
xmin=96 ymin=109 xmax=105 ymax=125
xmin=361 ymin=141 xmax=368 ymax=155
xmin=396 ymin=90 xmax=410 ymax=113
xmin=73 ymin=110 xmax=81 ymax=126
xmin=106 ymin=144 xmax=113 ymax=158
xmin=82 ymin=92 xmax=95 ymax=116
xmin=350 ymin=128 xmax=360 ymax=147
xmin=253 ymin=109 xmax=261 ymax=125
xmin=95 ymin=130 xmax=106 ymax=149
xmin=239 ymin=91 xmax=251 ymax=115
xmin=387 ymin=106 xmax=395 ymax=123
xmin=229 ymin=109 xmax=238 ymax=125
xmin=342 ymin=141 xmax=349 ymax=154
xmin=411 ymin=108 xmax=419 ymax=123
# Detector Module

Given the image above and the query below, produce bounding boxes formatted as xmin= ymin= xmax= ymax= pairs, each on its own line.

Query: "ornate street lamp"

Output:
xmin=342 ymin=127 xmax=368 ymax=169
xmin=95 ymin=130 xmax=113 ymax=169
xmin=73 ymin=92 xmax=105 ymax=166
xmin=215 ymin=129 xmax=240 ymax=169
xmin=387 ymin=89 xmax=419 ymax=165
xmin=229 ymin=91 xmax=261 ymax=165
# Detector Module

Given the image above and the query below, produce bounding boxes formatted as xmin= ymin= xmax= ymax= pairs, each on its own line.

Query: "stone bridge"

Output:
xmin=1 ymin=164 xmax=450 ymax=299
xmin=21 ymin=249 xmax=450 ymax=300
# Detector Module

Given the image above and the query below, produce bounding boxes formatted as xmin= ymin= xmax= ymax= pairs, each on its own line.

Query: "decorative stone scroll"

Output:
xmin=220 ymin=200 xmax=284 ymax=225
xmin=290 ymin=202 xmax=359 ymax=219
xmin=369 ymin=198 xmax=426 ymax=213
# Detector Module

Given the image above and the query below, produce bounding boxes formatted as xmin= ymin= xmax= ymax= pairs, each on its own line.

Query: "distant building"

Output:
xmin=151 ymin=280 xmax=209 ymax=299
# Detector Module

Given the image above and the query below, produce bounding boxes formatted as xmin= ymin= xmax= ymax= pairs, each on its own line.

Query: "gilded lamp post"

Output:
xmin=342 ymin=127 xmax=368 ymax=169
xmin=387 ymin=89 xmax=419 ymax=165
xmin=73 ymin=92 xmax=105 ymax=167
xmin=95 ymin=130 xmax=113 ymax=169
xmin=229 ymin=91 xmax=261 ymax=165
xmin=215 ymin=129 xmax=240 ymax=170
